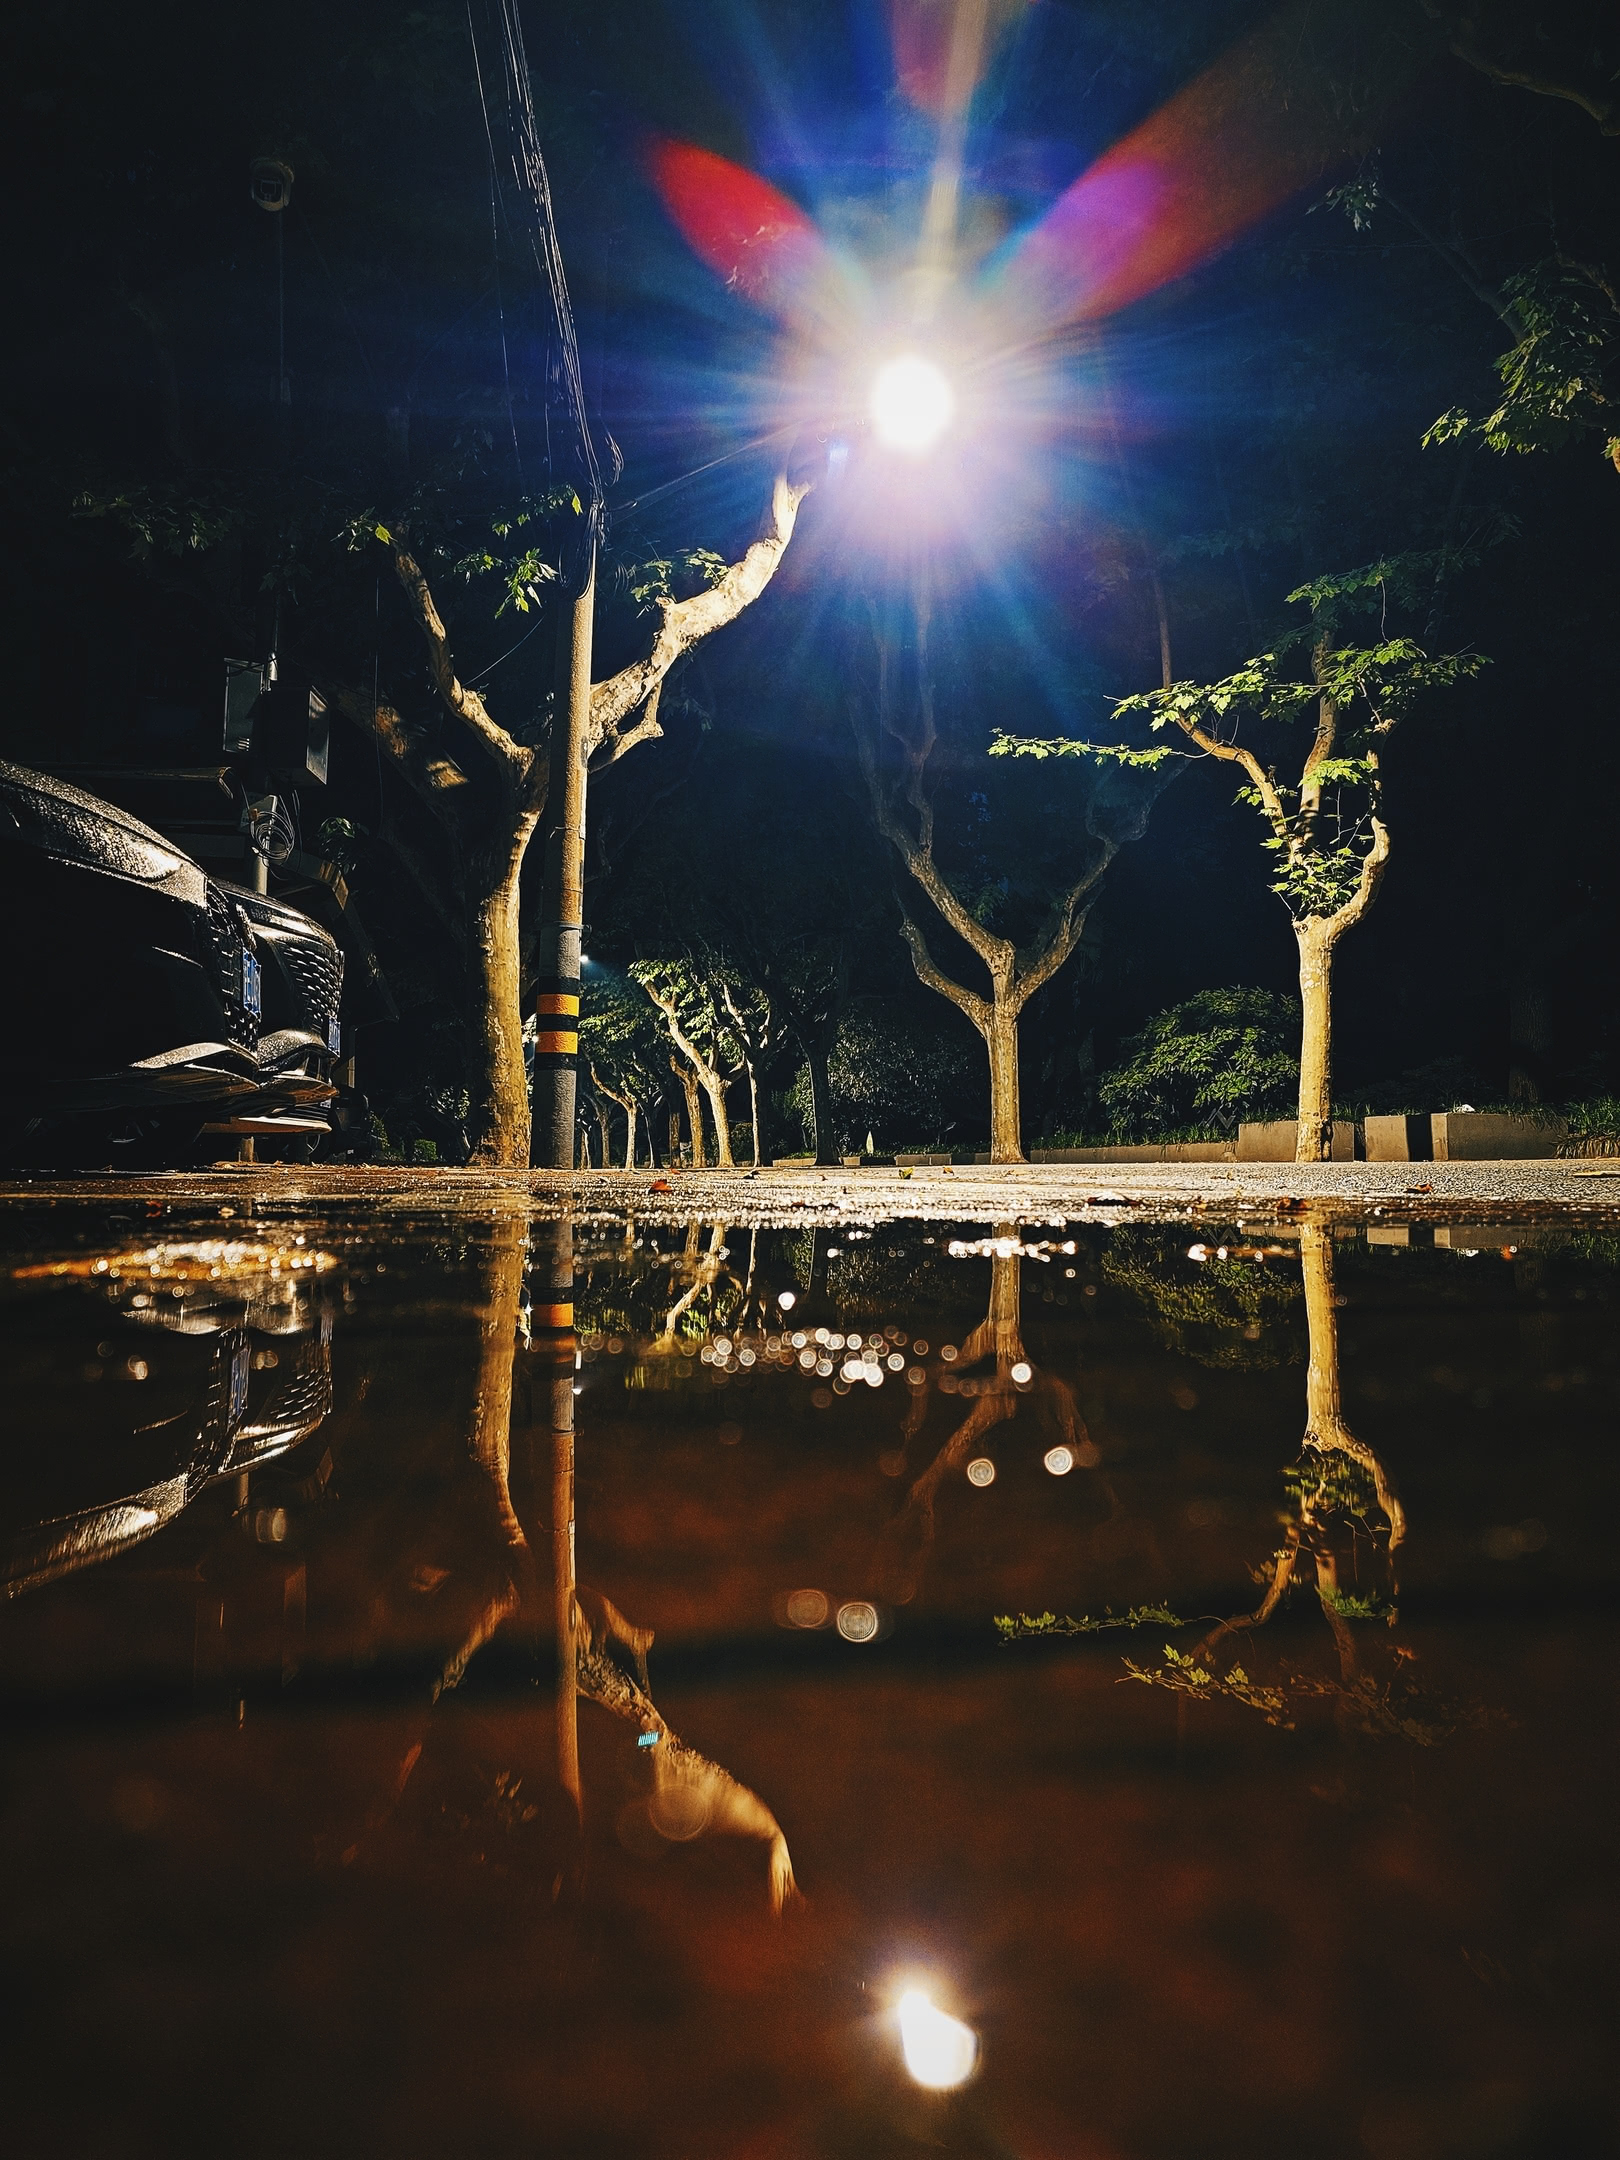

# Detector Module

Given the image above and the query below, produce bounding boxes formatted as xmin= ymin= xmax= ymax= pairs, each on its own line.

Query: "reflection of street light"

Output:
xmin=871 ymin=356 xmax=954 ymax=452
xmin=896 ymin=1987 xmax=978 ymax=2088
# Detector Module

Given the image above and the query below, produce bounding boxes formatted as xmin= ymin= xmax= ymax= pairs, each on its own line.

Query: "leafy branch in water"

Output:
xmin=1121 ymin=1643 xmax=1294 ymax=1726
xmin=995 ymin=1603 xmax=1183 ymax=1640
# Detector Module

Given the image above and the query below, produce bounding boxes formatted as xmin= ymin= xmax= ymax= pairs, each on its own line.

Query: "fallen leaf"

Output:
xmin=649 ymin=1178 xmax=671 ymax=1193
xmin=1406 ymin=1182 xmax=1433 ymax=1194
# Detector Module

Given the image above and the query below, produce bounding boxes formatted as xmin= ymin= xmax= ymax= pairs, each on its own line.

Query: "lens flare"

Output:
xmin=897 ymin=1989 xmax=978 ymax=2089
xmin=871 ymin=357 xmax=954 ymax=452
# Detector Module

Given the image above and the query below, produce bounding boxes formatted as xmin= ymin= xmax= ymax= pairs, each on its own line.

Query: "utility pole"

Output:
xmin=533 ymin=543 xmax=595 ymax=1167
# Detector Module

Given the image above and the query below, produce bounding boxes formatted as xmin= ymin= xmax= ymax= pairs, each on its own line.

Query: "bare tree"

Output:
xmin=858 ymin=591 xmax=1149 ymax=1163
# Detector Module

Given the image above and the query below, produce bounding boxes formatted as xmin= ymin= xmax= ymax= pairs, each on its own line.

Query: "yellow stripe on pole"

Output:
xmin=535 ymin=1030 xmax=579 ymax=1055
xmin=536 ymin=992 xmax=580 ymax=1016
xmin=533 ymin=1302 xmax=575 ymax=1329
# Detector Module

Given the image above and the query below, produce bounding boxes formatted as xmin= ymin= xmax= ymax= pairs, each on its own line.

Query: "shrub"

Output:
xmin=1098 ymin=988 xmax=1299 ymax=1140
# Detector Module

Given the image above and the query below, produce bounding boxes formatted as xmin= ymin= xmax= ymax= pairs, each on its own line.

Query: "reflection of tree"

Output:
xmin=1104 ymin=1234 xmax=1302 ymax=1369
xmin=1011 ymin=1219 xmax=1484 ymax=1746
xmin=652 ymin=1223 xmax=735 ymax=1350
xmin=1196 ymin=1224 xmax=1403 ymax=1670
xmin=879 ymin=1229 xmax=1087 ymax=1603
xmin=422 ymin=1205 xmax=801 ymax=1911
xmin=573 ymin=1221 xmax=758 ymax=1354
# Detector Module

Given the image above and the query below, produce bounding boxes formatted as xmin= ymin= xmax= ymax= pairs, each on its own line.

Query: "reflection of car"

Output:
xmin=0 ymin=760 xmax=345 ymax=1162
xmin=0 ymin=1258 xmax=335 ymax=1598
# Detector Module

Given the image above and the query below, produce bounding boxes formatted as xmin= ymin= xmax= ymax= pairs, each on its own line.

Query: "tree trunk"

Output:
xmin=467 ymin=816 xmax=539 ymax=1169
xmin=622 ymin=1098 xmax=638 ymax=1170
xmin=1294 ymin=916 xmax=1335 ymax=1164
xmin=807 ymin=1045 xmax=837 ymax=1166
xmin=701 ymin=1074 xmax=735 ymax=1169
xmin=678 ymin=1067 xmax=707 ymax=1167
xmin=744 ymin=1054 xmax=763 ymax=1166
xmin=982 ymin=1001 xmax=1025 ymax=1164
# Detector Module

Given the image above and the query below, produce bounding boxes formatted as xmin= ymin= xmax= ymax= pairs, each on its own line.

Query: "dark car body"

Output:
xmin=0 ymin=759 xmax=343 ymax=1158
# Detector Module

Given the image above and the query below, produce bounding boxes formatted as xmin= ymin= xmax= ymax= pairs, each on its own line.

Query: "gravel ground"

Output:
xmin=2 ymin=1158 xmax=1619 ymax=1232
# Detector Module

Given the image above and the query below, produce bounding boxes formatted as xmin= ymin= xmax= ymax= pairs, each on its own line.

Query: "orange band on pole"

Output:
xmin=535 ymin=1030 xmax=578 ymax=1056
xmin=536 ymin=992 xmax=580 ymax=1016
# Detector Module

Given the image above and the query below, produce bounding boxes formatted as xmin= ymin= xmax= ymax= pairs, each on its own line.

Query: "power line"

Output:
xmin=466 ymin=0 xmax=602 ymax=590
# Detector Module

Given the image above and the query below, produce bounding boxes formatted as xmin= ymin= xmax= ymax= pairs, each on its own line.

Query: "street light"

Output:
xmin=871 ymin=356 xmax=954 ymax=453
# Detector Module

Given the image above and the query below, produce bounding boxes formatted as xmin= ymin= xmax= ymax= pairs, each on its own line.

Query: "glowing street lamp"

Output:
xmin=870 ymin=356 xmax=955 ymax=454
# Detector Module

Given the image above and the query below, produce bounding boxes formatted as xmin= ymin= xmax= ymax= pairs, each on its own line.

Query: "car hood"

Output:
xmin=0 ymin=759 xmax=207 ymax=905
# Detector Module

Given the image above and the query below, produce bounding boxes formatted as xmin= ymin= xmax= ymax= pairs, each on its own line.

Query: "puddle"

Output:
xmin=1 ymin=1205 xmax=1616 ymax=2156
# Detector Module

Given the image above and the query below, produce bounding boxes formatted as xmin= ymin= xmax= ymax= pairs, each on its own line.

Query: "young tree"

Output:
xmin=579 ymin=972 xmax=664 ymax=1167
xmin=995 ymin=558 xmax=1487 ymax=1160
xmin=857 ymin=592 xmax=1156 ymax=1163
xmin=632 ymin=957 xmax=746 ymax=1168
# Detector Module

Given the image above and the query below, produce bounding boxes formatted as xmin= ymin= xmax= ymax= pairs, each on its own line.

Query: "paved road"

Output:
xmin=2 ymin=1159 xmax=1618 ymax=1230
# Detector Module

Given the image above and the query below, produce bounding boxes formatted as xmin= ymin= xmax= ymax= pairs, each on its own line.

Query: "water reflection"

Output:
xmin=416 ymin=1202 xmax=803 ymax=1911
xmin=3 ymin=1239 xmax=334 ymax=1596
xmin=1 ymin=1204 xmax=1614 ymax=2155
xmin=876 ymin=1225 xmax=1088 ymax=1604
xmin=1008 ymin=1217 xmax=1488 ymax=1750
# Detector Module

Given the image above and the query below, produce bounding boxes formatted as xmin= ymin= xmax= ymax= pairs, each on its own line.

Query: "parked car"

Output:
xmin=0 ymin=758 xmax=354 ymax=1164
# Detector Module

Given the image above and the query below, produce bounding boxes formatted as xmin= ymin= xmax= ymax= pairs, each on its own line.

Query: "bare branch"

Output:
xmin=1419 ymin=1 xmax=1620 ymax=134
xmin=388 ymin=543 xmax=532 ymax=784
xmin=1170 ymin=710 xmax=1286 ymax=825
xmin=1010 ymin=859 xmax=1110 ymax=1010
xmin=897 ymin=910 xmax=990 ymax=1030
xmin=589 ymin=678 xmax=663 ymax=773
xmin=329 ymin=681 xmax=477 ymax=827
xmin=855 ymin=689 xmax=1016 ymax=986
xmin=589 ymin=473 xmax=812 ymax=745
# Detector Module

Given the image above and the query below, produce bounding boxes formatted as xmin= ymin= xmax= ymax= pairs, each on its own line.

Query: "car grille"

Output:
xmin=278 ymin=935 xmax=343 ymax=1035
xmin=203 ymin=886 xmax=258 ymax=1049
xmin=232 ymin=1342 xmax=334 ymax=1464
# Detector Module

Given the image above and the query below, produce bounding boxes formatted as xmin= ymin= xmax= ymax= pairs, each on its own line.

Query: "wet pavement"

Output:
xmin=2 ymin=1182 xmax=1616 ymax=2157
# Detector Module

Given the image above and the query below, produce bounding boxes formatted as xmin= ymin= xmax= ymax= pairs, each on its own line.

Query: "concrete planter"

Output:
xmin=1235 ymin=1120 xmax=1358 ymax=1162
xmin=1429 ymin=1112 xmax=1565 ymax=1160
xmin=1364 ymin=1113 xmax=1431 ymax=1162
xmin=1030 ymin=1142 xmax=1236 ymax=1164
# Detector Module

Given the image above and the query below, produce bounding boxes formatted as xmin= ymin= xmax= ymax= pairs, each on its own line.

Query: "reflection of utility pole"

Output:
xmin=533 ymin=553 xmax=594 ymax=1169
xmin=532 ymin=1211 xmax=581 ymax=1819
